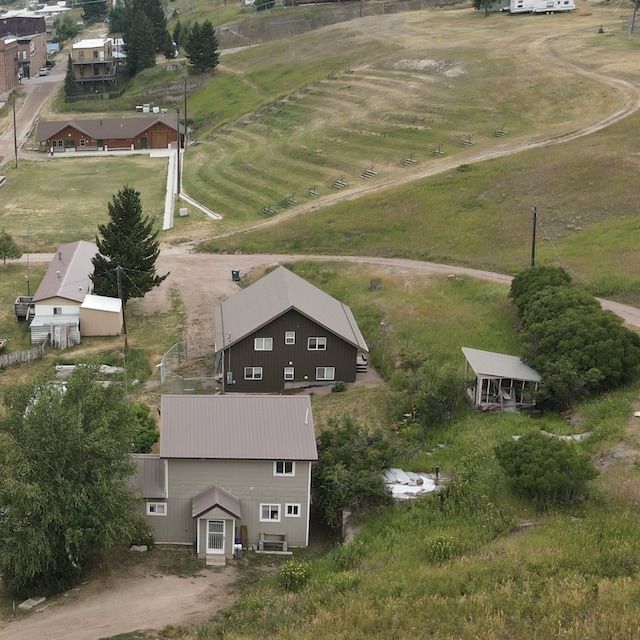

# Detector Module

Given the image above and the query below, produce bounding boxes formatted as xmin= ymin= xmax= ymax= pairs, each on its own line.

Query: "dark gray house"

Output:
xmin=214 ymin=266 xmax=369 ymax=393
xmin=130 ymin=394 xmax=318 ymax=563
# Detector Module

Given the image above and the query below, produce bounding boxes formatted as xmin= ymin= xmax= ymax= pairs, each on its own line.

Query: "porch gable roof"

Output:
xmin=192 ymin=485 xmax=241 ymax=519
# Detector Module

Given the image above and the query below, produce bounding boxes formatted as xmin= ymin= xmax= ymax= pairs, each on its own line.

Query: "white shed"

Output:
xmin=80 ymin=294 xmax=123 ymax=337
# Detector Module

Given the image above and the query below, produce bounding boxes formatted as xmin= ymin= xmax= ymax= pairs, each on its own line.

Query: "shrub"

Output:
xmin=277 ymin=560 xmax=309 ymax=592
xmin=424 ymin=535 xmax=463 ymax=563
xmin=495 ymin=432 xmax=599 ymax=507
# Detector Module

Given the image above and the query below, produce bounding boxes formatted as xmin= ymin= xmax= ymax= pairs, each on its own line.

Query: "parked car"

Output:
xmin=38 ymin=68 xmax=49 ymax=76
xmin=45 ymin=60 xmax=55 ymax=69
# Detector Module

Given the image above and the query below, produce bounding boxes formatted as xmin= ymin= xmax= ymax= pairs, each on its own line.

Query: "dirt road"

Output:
xmin=0 ymin=566 xmax=236 ymax=640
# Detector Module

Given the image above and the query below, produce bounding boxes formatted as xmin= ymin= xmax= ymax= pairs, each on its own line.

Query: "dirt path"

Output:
xmin=0 ymin=566 xmax=237 ymax=640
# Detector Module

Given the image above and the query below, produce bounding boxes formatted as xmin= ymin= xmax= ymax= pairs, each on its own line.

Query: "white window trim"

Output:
xmin=285 ymin=503 xmax=301 ymax=518
xmin=285 ymin=331 xmax=296 ymax=345
xmin=254 ymin=337 xmax=273 ymax=351
xmin=147 ymin=502 xmax=167 ymax=516
xmin=259 ymin=503 xmax=281 ymax=523
xmin=244 ymin=366 xmax=263 ymax=380
xmin=308 ymin=337 xmax=327 ymax=350
xmin=274 ymin=460 xmax=295 ymax=476
xmin=316 ymin=366 xmax=335 ymax=381
xmin=284 ymin=366 xmax=295 ymax=381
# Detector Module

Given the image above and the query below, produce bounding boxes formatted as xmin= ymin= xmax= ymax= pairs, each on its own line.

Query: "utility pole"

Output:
xmin=183 ymin=76 xmax=188 ymax=148
xmin=175 ymin=105 xmax=181 ymax=197
xmin=530 ymin=205 xmax=537 ymax=268
xmin=26 ymin=225 xmax=30 ymax=296
xmin=116 ymin=265 xmax=128 ymax=349
xmin=12 ymin=90 xmax=18 ymax=169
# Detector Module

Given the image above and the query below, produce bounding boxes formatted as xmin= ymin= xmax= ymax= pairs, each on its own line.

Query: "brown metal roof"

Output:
xmin=130 ymin=454 xmax=166 ymax=499
xmin=160 ymin=394 xmax=318 ymax=461
xmin=214 ymin=266 xmax=368 ymax=352
xmin=32 ymin=240 xmax=97 ymax=303
xmin=192 ymin=485 xmax=241 ymax=519
xmin=35 ymin=115 xmax=182 ymax=143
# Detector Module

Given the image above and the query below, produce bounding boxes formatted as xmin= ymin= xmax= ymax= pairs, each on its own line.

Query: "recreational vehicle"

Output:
xmin=508 ymin=0 xmax=575 ymax=13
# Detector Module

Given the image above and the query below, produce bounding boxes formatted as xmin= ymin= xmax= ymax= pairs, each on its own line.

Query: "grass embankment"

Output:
xmin=129 ymin=264 xmax=640 ymax=639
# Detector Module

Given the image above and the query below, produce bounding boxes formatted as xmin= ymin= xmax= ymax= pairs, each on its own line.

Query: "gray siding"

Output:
xmin=150 ymin=459 xmax=311 ymax=548
xmin=224 ymin=309 xmax=358 ymax=393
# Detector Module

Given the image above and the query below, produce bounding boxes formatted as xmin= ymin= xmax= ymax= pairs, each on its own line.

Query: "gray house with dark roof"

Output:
xmin=130 ymin=394 xmax=318 ymax=563
xmin=214 ymin=266 xmax=369 ymax=393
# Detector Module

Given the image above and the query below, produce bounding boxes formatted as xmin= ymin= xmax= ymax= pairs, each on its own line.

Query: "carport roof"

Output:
xmin=462 ymin=347 xmax=541 ymax=382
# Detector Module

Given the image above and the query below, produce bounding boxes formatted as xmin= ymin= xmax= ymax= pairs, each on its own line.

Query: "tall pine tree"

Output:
xmin=123 ymin=10 xmax=156 ymax=76
xmin=91 ymin=185 xmax=167 ymax=305
xmin=184 ymin=20 xmax=219 ymax=74
xmin=64 ymin=54 xmax=80 ymax=97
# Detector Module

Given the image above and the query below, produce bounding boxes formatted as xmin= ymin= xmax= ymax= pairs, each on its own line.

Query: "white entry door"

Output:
xmin=207 ymin=520 xmax=225 ymax=554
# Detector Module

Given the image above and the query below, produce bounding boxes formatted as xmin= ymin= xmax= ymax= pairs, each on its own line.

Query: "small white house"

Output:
xmin=508 ymin=0 xmax=575 ymax=13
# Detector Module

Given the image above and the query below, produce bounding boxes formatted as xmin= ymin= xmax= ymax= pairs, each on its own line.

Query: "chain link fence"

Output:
xmin=159 ymin=337 xmax=219 ymax=394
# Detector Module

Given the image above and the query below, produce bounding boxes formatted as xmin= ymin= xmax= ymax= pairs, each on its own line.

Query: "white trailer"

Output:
xmin=508 ymin=0 xmax=575 ymax=12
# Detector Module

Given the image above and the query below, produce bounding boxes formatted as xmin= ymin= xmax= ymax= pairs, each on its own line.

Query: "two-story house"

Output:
xmin=214 ymin=266 xmax=369 ymax=393
xmin=130 ymin=394 xmax=318 ymax=563
xmin=71 ymin=37 xmax=116 ymax=93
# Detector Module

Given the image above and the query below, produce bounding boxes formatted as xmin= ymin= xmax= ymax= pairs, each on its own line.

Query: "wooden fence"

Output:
xmin=0 ymin=338 xmax=48 ymax=370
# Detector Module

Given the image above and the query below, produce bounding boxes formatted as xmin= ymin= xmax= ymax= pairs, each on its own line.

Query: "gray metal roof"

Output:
xmin=35 ymin=115 xmax=182 ymax=143
xmin=130 ymin=454 xmax=166 ymax=499
xmin=462 ymin=347 xmax=541 ymax=382
xmin=32 ymin=240 xmax=97 ymax=303
xmin=160 ymin=394 xmax=318 ymax=461
xmin=214 ymin=266 xmax=368 ymax=352
xmin=192 ymin=485 xmax=241 ymax=519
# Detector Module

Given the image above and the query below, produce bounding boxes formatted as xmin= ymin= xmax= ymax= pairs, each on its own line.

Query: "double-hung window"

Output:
xmin=308 ymin=337 xmax=327 ymax=350
xmin=284 ymin=367 xmax=295 ymax=381
xmin=259 ymin=504 xmax=281 ymax=522
xmin=244 ymin=367 xmax=263 ymax=380
xmin=254 ymin=337 xmax=273 ymax=351
xmin=274 ymin=460 xmax=295 ymax=476
xmin=285 ymin=504 xmax=301 ymax=518
xmin=316 ymin=367 xmax=335 ymax=381
xmin=284 ymin=331 xmax=295 ymax=345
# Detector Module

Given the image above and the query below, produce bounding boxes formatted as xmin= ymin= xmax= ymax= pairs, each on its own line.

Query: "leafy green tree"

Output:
xmin=495 ymin=432 xmax=599 ymax=506
xmin=91 ymin=185 xmax=168 ymax=305
xmin=80 ymin=0 xmax=107 ymax=22
xmin=130 ymin=403 xmax=159 ymax=453
xmin=123 ymin=10 xmax=156 ymax=76
xmin=312 ymin=416 xmax=394 ymax=529
xmin=64 ymin=54 xmax=81 ymax=98
xmin=0 ymin=229 xmax=22 ymax=269
xmin=510 ymin=265 xmax=572 ymax=316
xmin=184 ymin=20 xmax=220 ymax=74
xmin=0 ymin=366 xmax=150 ymax=598
xmin=472 ymin=0 xmax=495 ymax=14
xmin=54 ymin=15 xmax=80 ymax=43
xmin=255 ymin=0 xmax=275 ymax=10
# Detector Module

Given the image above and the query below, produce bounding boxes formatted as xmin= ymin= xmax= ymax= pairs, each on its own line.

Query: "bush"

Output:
xmin=424 ymin=535 xmax=463 ymax=563
xmin=495 ymin=432 xmax=599 ymax=507
xmin=277 ymin=560 xmax=309 ymax=592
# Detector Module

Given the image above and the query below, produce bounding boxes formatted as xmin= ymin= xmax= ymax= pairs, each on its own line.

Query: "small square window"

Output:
xmin=308 ymin=337 xmax=327 ymax=350
xmin=284 ymin=367 xmax=295 ymax=381
xmin=260 ymin=503 xmax=281 ymax=522
xmin=244 ymin=367 xmax=263 ymax=380
xmin=274 ymin=460 xmax=295 ymax=476
xmin=285 ymin=331 xmax=296 ymax=345
xmin=254 ymin=337 xmax=273 ymax=351
xmin=316 ymin=367 xmax=335 ymax=381
xmin=286 ymin=504 xmax=301 ymax=517
xmin=147 ymin=502 xmax=167 ymax=516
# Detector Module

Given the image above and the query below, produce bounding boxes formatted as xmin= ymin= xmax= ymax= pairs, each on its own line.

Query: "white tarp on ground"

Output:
xmin=384 ymin=467 xmax=438 ymax=500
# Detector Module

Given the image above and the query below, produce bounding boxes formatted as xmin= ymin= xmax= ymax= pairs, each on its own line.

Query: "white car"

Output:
xmin=38 ymin=68 xmax=49 ymax=76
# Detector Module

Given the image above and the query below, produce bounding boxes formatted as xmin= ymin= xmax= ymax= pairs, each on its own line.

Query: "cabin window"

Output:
xmin=285 ymin=504 xmax=301 ymax=518
xmin=78 ymin=50 xmax=84 ymax=59
xmin=147 ymin=502 xmax=167 ymax=516
xmin=244 ymin=367 xmax=263 ymax=380
xmin=274 ymin=460 xmax=295 ymax=476
xmin=53 ymin=307 xmax=62 ymax=315
xmin=254 ymin=337 xmax=273 ymax=351
xmin=259 ymin=504 xmax=281 ymax=522
xmin=316 ymin=367 xmax=335 ymax=381
xmin=79 ymin=139 xmax=86 ymax=147
xmin=284 ymin=331 xmax=295 ymax=345
xmin=284 ymin=367 xmax=295 ymax=381
xmin=308 ymin=337 xmax=327 ymax=350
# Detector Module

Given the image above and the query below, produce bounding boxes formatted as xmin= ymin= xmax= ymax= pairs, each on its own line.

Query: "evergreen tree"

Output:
xmin=0 ymin=366 xmax=150 ymax=598
xmin=123 ymin=10 xmax=156 ymax=76
xmin=172 ymin=20 xmax=183 ymax=50
xmin=134 ymin=0 xmax=167 ymax=51
xmin=80 ymin=0 xmax=107 ymax=22
xmin=91 ymin=185 xmax=168 ymax=305
xmin=184 ymin=20 xmax=219 ymax=74
xmin=0 ymin=229 xmax=22 ymax=269
xmin=162 ymin=30 xmax=176 ymax=61
xmin=64 ymin=54 xmax=80 ymax=98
